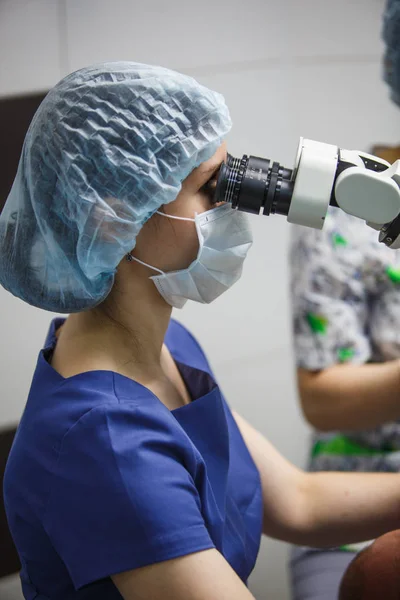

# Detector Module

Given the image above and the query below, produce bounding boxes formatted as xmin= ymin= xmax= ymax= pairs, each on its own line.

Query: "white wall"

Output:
xmin=0 ymin=1 xmax=398 ymax=598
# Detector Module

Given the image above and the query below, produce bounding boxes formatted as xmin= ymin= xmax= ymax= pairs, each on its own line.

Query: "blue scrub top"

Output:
xmin=4 ymin=319 xmax=263 ymax=599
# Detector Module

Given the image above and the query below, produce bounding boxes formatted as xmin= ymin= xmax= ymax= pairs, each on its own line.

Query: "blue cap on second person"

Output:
xmin=383 ymin=0 xmax=400 ymax=106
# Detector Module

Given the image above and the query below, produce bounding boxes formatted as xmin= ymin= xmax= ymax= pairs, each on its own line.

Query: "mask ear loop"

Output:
xmin=125 ymin=211 xmax=196 ymax=269
xmin=155 ymin=211 xmax=195 ymax=221
xmin=125 ymin=253 xmax=164 ymax=275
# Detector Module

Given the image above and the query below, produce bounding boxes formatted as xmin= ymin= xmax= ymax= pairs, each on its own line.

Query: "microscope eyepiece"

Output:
xmin=214 ymin=154 xmax=294 ymax=217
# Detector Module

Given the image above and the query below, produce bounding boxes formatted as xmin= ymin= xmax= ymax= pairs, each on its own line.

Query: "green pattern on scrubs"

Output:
xmin=332 ymin=233 xmax=348 ymax=247
xmin=306 ymin=313 xmax=328 ymax=334
xmin=337 ymin=347 xmax=355 ymax=362
xmin=386 ymin=265 xmax=400 ymax=283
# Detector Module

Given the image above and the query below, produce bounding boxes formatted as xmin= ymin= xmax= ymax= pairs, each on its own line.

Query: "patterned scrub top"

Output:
xmin=291 ymin=207 xmax=400 ymax=552
xmin=291 ymin=207 xmax=400 ymax=475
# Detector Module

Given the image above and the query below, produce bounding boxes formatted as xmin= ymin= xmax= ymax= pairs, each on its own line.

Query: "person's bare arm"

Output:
xmin=298 ymin=361 xmax=400 ymax=431
xmin=112 ymin=548 xmax=256 ymax=600
xmin=233 ymin=411 xmax=400 ymax=548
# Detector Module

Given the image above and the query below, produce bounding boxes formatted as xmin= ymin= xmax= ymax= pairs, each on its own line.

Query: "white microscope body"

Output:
xmin=288 ymin=138 xmax=400 ymax=249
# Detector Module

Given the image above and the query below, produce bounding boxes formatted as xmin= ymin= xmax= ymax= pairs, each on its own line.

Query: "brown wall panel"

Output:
xmin=0 ymin=92 xmax=48 ymax=577
xmin=0 ymin=426 xmax=19 ymax=577
xmin=0 ymin=93 xmax=47 ymax=213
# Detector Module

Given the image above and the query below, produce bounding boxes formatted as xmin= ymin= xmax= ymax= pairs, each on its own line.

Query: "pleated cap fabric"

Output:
xmin=0 ymin=62 xmax=231 ymax=312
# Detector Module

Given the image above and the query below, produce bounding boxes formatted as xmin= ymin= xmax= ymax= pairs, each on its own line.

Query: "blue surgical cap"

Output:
xmin=0 ymin=62 xmax=231 ymax=313
xmin=383 ymin=0 xmax=400 ymax=106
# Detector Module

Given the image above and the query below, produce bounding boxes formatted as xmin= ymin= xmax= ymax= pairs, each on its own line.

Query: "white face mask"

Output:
xmin=129 ymin=203 xmax=253 ymax=308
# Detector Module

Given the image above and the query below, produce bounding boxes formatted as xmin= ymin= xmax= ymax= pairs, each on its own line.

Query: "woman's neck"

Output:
xmin=52 ymin=265 xmax=194 ymax=410
xmin=57 ymin=270 xmax=173 ymax=376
